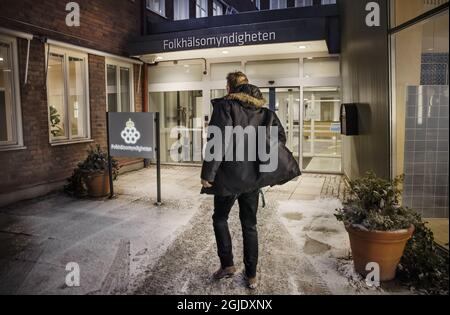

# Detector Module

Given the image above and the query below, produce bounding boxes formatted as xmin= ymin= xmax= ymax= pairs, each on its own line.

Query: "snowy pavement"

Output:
xmin=0 ymin=166 xmax=410 ymax=295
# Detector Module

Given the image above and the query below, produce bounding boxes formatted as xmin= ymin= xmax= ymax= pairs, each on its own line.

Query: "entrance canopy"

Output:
xmin=128 ymin=5 xmax=340 ymax=62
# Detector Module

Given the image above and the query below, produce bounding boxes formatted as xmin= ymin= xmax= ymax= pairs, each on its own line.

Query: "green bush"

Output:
xmin=65 ymin=145 xmax=119 ymax=197
xmin=336 ymin=171 xmax=449 ymax=294
xmin=335 ymin=171 xmax=419 ymax=231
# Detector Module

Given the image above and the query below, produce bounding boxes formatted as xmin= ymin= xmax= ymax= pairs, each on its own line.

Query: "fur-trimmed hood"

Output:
xmin=224 ymin=92 xmax=266 ymax=108
xmin=219 ymin=84 xmax=266 ymax=108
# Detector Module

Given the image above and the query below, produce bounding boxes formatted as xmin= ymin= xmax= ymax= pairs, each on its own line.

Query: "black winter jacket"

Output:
xmin=201 ymin=84 xmax=301 ymax=196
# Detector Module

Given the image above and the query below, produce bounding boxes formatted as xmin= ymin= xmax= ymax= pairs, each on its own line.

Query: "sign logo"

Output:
xmin=121 ymin=119 xmax=141 ymax=145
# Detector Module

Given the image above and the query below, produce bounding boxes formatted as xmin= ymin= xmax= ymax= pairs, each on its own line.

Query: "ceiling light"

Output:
xmin=0 ymin=57 xmax=3 ymax=61
xmin=298 ymin=45 xmax=307 ymax=49
xmin=222 ymin=50 xmax=229 ymax=54
xmin=155 ymin=56 xmax=163 ymax=61
xmin=307 ymin=57 xmax=314 ymax=60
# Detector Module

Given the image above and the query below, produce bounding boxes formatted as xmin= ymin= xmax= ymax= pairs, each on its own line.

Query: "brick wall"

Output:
xmin=0 ymin=0 xmax=143 ymax=56
xmin=0 ymin=0 xmax=146 ymax=197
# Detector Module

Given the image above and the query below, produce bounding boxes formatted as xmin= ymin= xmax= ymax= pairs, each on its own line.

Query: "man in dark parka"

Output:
xmin=201 ymin=72 xmax=301 ymax=289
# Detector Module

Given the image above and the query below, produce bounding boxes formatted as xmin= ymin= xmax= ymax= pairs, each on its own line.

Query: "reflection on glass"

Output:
xmin=393 ymin=0 xmax=449 ymax=27
xmin=48 ymin=53 xmax=66 ymax=140
xmin=303 ymin=57 xmax=340 ymax=78
xmin=150 ymin=91 xmax=203 ymax=164
xmin=107 ymin=65 xmax=118 ymax=112
xmin=0 ymin=42 xmax=15 ymax=144
xmin=68 ymin=57 xmax=85 ymax=138
xmin=393 ymin=11 xmax=449 ymax=217
xmin=260 ymin=88 xmax=300 ymax=161
xmin=120 ymin=68 xmax=131 ymax=112
xmin=210 ymin=62 xmax=242 ymax=81
xmin=302 ymin=87 xmax=342 ymax=173
xmin=246 ymin=59 xmax=299 ymax=80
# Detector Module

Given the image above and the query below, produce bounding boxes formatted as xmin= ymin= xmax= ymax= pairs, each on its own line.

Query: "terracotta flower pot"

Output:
xmin=346 ymin=225 xmax=415 ymax=282
xmin=85 ymin=171 xmax=110 ymax=198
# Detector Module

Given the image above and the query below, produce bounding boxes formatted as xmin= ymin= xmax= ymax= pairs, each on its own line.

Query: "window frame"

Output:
xmin=196 ymin=0 xmax=208 ymax=18
xmin=270 ymin=0 xmax=287 ymax=10
xmin=213 ymin=0 xmax=223 ymax=16
xmin=146 ymin=0 xmax=166 ymax=17
xmin=45 ymin=45 xmax=91 ymax=145
xmin=0 ymin=33 xmax=24 ymax=151
xmin=105 ymin=58 xmax=135 ymax=113
xmin=174 ymin=0 xmax=190 ymax=20
xmin=295 ymin=0 xmax=313 ymax=7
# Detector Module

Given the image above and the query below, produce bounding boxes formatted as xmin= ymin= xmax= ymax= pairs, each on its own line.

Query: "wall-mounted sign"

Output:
xmin=163 ymin=31 xmax=276 ymax=51
xmin=128 ymin=18 xmax=331 ymax=55
xmin=108 ymin=112 xmax=155 ymax=159
xmin=330 ymin=123 xmax=341 ymax=133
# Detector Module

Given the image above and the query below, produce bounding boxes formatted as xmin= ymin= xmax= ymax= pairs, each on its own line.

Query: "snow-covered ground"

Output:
xmin=276 ymin=198 xmax=408 ymax=295
xmin=0 ymin=167 xmax=412 ymax=295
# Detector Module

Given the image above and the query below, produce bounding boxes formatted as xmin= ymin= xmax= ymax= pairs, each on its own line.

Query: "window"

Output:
xmin=106 ymin=59 xmax=134 ymax=113
xmin=174 ymin=0 xmax=189 ymax=20
xmin=213 ymin=0 xmax=223 ymax=16
xmin=270 ymin=0 xmax=287 ymax=9
xmin=255 ymin=0 xmax=261 ymax=10
xmin=225 ymin=6 xmax=238 ymax=15
xmin=0 ymin=34 xmax=23 ymax=150
xmin=196 ymin=0 xmax=208 ymax=18
xmin=321 ymin=0 xmax=336 ymax=4
xmin=392 ymin=0 xmax=448 ymax=26
xmin=303 ymin=57 xmax=340 ymax=78
xmin=46 ymin=47 xmax=90 ymax=143
xmin=391 ymin=9 xmax=449 ymax=218
xmin=210 ymin=62 xmax=243 ymax=81
xmin=149 ymin=60 xmax=204 ymax=84
xmin=245 ymin=59 xmax=299 ymax=80
xmin=295 ymin=0 xmax=313 ymax=7
xmin=147 ymin=0 xmax=166 ymax=17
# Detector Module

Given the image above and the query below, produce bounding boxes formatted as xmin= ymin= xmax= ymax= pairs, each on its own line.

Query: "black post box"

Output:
xmin=340 ymin=103 xmax=359 ymax=136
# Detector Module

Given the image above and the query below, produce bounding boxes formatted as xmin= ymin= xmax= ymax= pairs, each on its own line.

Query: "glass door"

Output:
xmin=149 ymin=90 xmax=203 ymax=164
xmin=211 ymin=88 xmax=301 ymax=163
xmin=260 ymin=87 xmax=301 ymax=162
xmin=302 ymin=87 xmax=342 ymax=173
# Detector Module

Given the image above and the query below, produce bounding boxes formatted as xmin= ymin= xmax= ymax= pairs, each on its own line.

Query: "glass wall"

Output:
xmin=246 ymin=59 xmax=299 ymax=80
xmin=302 ymin=87 xmax=342 ymax=173
xmin=392 ymin=0 xmax=449 ymax=27
xmin=149 ymin=61 xmax=204 ymax=84
xmin=260 ymin=88 xmax=300 ymax=161
xmin=392 ymin=7 xmax=449 ymax=218
xmin=149 ymin=91 xmax=203 ymax=164
xmin=303 ymin=57 xmax=340 ymax=78
xmin=149 ymin=57 xmax=341 ymax=170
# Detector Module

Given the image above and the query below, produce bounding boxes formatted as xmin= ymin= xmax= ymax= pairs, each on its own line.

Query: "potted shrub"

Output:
xmin=65 ymin=145 xmax=119 ymax=198
xmin=335 ymin=172 xmax=417 ymax=282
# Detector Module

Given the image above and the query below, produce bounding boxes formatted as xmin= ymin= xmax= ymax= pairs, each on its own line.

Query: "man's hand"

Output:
xmin=201 ymin=179 xmax=213 ymax=188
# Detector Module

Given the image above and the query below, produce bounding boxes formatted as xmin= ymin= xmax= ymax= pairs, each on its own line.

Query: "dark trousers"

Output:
xmin=212 ymin=189 xmax=259 ymax=278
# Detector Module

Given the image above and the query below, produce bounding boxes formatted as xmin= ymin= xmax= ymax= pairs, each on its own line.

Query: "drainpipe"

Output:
xmin=0 ymin=27 xmax=33 ymax=86
xmin=143 ymin=63 xmax=148 ymax=113
xmin=143 ymin=63 xmax=150 ymax=168
xmin=24 ymin=38 xmax=31 ymax=86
